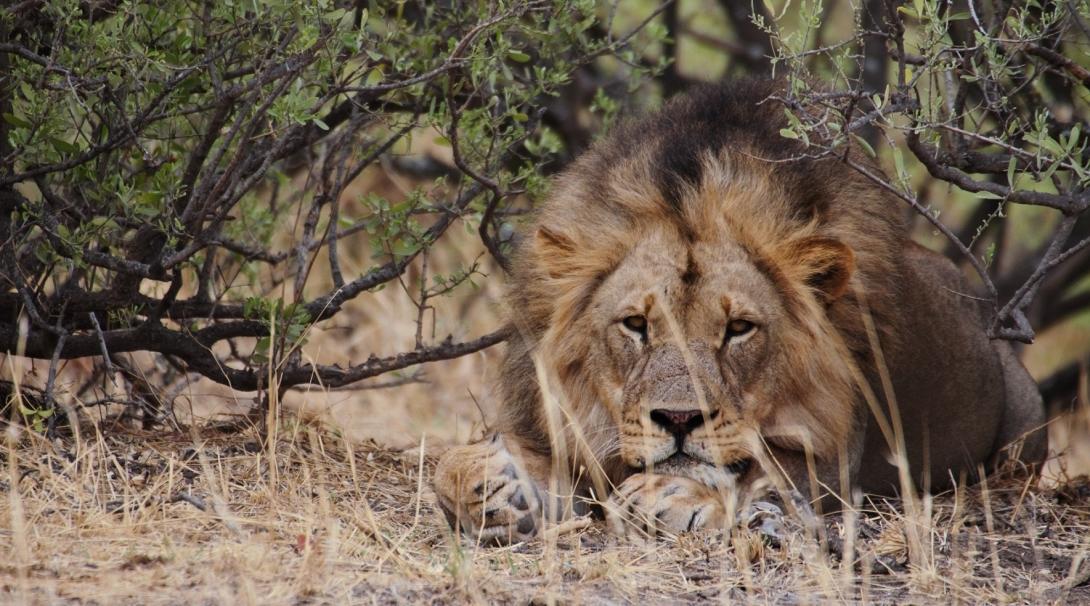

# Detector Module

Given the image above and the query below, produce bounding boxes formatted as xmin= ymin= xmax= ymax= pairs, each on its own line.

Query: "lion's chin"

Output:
xmin=647 ymin=453 xmax=754 ymax=490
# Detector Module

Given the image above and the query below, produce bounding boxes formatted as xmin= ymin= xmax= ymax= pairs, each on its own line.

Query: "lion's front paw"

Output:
xmin=737 ymin=490 xmax=817 ymax=548
xmin=740 ymin=500 xmax=787 ymax=545
xmin=433 ymin=435 xmax=543 ymax=545
xmin=604 ymin=473 xmax=726 ymax=539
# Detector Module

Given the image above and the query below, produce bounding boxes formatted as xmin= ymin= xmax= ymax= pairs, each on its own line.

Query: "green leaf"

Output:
xmin=3 ymin=113 xmax=31 ymax=128
xmin=18 ymin=81 xmax=35 ymax=101
xmin=852 ymin=134 xmax=877 ymax=158
xmin=50 ymin=137 xmax=81 ymax=154
xmin=1039 ymin=160 xmax=1060 ymax=183
xmin=390 ymin=239 xmax=417 ymax=257
xmin=507 ymin=50 xmax=531 ymax=63
xmin=779 ymin=128 xmax=799 ymax=140
xmin=892 ymin=147 xmax=907 ymax=181
xmin=982 ymin=242 xmax=997 ymax=267
xmin=255 ymin=337 xmax=271 ymax=354
xmin=1040 ymin=136 xmax=1064 ymax=157
xmin=323 ymin=8 xmax=347 ymax=23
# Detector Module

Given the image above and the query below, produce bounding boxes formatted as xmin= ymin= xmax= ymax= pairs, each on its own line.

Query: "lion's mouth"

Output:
xmin=644 ymin=453 xmax=754 ymax=478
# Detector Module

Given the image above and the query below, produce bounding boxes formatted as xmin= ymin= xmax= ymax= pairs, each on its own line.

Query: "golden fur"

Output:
xmin=434 ymin=81 xmax=1047 ymax=543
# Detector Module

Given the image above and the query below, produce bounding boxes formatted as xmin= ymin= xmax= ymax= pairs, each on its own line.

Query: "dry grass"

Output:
xmin=1 ymin=419 xmax=1089 ymax=605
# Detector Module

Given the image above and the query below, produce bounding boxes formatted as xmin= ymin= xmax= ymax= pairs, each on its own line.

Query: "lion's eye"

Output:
xmin=724 ymin=319 xmax=756 ymax=341
xmin=622 ymin=315 xmax=648 ymax=336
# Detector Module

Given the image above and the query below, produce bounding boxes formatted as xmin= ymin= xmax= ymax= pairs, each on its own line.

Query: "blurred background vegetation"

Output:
xmin=0 ymin=1 xmax=1087 ymax=465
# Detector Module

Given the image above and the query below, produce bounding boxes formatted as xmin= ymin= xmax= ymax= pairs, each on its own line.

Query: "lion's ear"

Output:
xmin=788 ymin=237 xmax=855 ymax=302
xmin=533 ymin=226 xmax=579 ymax=279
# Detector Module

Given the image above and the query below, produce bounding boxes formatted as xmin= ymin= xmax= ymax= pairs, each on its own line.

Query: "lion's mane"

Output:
xmin=498 ymin=80 xmax=906 ymax=476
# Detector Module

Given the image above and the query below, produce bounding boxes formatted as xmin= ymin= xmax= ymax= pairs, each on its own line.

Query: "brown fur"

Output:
xmin=434 ymin=80 xmax=1047 ymax=543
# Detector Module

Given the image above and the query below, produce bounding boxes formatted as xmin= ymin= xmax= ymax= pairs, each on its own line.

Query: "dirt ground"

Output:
xmin=1 ymin=422 xmax=1089 ymax=605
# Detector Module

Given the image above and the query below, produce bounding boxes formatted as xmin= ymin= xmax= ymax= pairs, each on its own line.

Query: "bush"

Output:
xmin=0 ymin=0 xmax=663 ymax=429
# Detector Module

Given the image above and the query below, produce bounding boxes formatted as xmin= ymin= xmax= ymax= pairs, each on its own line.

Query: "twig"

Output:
xmin=845 ymin=157 xmax=998 ymax=302
xmin=170 ymin=492 xmax=208 ymax=512
xmin=86 ymin=312 xmax=116 ymax=383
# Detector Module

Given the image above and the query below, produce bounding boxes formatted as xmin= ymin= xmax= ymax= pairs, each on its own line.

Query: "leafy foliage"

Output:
xmin=764 ymin=0 xmax=1090 ymax=344
xmin=0 ymin=0 xmax=665 ymax=429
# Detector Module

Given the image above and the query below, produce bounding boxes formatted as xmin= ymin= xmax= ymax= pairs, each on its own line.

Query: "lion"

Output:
xmin=433 ymin=80 xmax=1048 ymax=543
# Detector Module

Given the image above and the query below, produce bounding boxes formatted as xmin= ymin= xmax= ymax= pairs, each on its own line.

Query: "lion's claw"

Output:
xmin=741 ymin=500 xmax=786 ymax=546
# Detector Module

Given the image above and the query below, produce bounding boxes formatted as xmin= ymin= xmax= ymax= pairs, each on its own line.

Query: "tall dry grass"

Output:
xmin=2 ymin=404 xmax=1088 ymax=604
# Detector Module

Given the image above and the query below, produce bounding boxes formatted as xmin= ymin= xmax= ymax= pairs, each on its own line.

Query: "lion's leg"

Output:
xmin=433 ymin=433 xmax=552 ymax=544
xmin=993 ymin=341 xmax=1048 ymax=467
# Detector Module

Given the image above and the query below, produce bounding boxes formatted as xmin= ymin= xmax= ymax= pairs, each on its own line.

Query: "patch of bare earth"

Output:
xmin=2 ymin=422 xmax=1088 ymax=605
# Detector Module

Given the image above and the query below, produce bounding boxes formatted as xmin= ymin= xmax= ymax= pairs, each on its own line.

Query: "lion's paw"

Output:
xmin=433 ymin=434 xmax=543 ymax=544
xmin=740 ymin=500 xmax=787 ymax=546
xmin=739 ymin=490 xmax=818 ymax=547
xmin=604 ymin=473 xmax=726 ymax=539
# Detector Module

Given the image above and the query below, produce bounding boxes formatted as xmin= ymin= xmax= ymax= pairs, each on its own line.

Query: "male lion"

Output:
xmin=434 ymin=80 xmax=1048 ymax=543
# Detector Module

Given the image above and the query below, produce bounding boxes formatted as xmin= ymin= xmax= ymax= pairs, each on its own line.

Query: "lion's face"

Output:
xmin=526 ymin=155 xmax=859 ymax=491
xmin=585 ymin=225 xmax=789 ymax=487
xmin=508 ymin=82 xmax=906 ymax=499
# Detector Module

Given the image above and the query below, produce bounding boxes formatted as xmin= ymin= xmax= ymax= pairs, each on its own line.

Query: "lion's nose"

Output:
xmin=649 ymin=408 xmax=706 ymax=436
